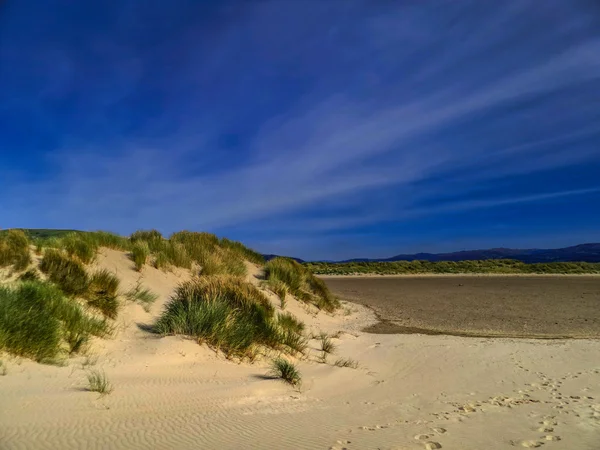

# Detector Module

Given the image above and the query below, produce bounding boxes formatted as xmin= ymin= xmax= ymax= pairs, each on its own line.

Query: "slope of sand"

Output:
xmin=1 ymin=250 xmax=599 ymax=449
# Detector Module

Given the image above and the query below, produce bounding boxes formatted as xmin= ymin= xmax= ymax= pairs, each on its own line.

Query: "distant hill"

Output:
xmin=340 ymin=243 xmax=600 ymax=264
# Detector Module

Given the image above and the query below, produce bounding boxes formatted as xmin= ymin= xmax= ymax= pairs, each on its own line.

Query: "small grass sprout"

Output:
xmin=269 ymin=357 xmax=302 ymax=387
xmin=86 ymin=369 xmax=112 ymax=394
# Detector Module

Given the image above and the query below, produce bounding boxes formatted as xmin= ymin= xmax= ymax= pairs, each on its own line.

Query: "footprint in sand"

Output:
xmin=329 ymin=439 xmax=352 ymax=449
xmin=520 ymin=440 xmax=544 ymax=448
xmin=424 ymin=442 xmax=442 ymax=450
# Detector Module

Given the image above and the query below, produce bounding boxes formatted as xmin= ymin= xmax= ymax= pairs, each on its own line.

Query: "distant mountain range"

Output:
xmin=337 ymin=243 xmax=600 ymax=264
xmin=265 ymin=243 xmax=600 ymax=264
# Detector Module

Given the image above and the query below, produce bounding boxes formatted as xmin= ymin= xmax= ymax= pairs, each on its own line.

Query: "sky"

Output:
xmin=1 ymin=1 xmax=599 ymax=261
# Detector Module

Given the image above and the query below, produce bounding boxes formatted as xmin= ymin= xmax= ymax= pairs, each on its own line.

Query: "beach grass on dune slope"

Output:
xmin=39 ymin=249 xmax=90 ymax=296
xmin=0 ymin=281 xmax=110 ymax=361
xmin=87 ymin=269 xmax=120 ymax=319
xmin=169 ymin=231 xmax=247 ymax=276
xmin=264 ymin=258 xmax=339 ymax=312
xmin=0 ymin=229 xmax=31 ymax=271
xmin=154 ymin=275 xmax=306 ymax=358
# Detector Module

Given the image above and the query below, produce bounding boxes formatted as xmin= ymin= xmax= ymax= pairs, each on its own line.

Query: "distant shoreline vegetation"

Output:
xmin=305 ymin=260 xmax=600 ymax=275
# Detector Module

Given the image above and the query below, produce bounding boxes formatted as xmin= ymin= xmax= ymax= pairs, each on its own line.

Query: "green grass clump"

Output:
xmin=169 ymin=231 xmax=247 ymax=276
xmin=269 ymin=357 xmax=302 ymax=387
xmin=130 ymin=229 xmax=164 ymax=252
xmin=152 ymin=242 xmax=193 ymax=271
xmin=264 ymin=258 xmax=339 ymax=312
xmin=130 ymin=241 xmax=150 ymax=271
xmin=0 ymin=229 xmax=31 ymax=271
xmin=125 ymin=281 xmax=159 ymax=312
xmin=0 ymin=281 xmax=109 ymax=361
xmin=86 ymin=269 xmax=120 ymax=319
xmin=60 ymin=233 xmax=98 ymax=264
xmin=86 ymin=231 xmax=131 ymax=251
xmin=86 ymin=369 xmax=112 ymax=394
xmin=277 ymin=312 xmax=305 ymax=334
xmin=155 ymin=276 xmax=303 ymax=358
xmin=263 ymin=278 xmax=288 ymax=308
xmin=319 ymin=333 xmax=336 ymax=354
xmin=220 ymin=238 xmax=265 ymax=265
xmin=39 ymin=249 xmax=90 ymax=296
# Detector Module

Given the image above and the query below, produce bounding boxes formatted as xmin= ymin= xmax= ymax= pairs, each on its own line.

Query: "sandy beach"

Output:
xmin=2 ymin=250 xmax=600 ymax=449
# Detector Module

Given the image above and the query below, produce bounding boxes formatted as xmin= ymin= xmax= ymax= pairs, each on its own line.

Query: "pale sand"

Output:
xmin=1 ymin=250 xmax=599 ymax=449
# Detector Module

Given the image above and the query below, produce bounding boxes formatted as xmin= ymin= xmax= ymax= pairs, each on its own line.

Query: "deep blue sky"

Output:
xmin=1 ymin=1 xmax=599 ymax=260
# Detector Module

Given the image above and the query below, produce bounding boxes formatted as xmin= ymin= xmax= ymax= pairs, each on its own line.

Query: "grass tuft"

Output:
xmin=130 ymin=241 xmax=150 ymax=271
xmin=170 ymin=231 xmax=246 ymax=276
xmin=220 ymin=238 xmax=265 ymax=265
xmin=269 ymin=357 xmax=302 ymax=387
xmin=264 ymin=258 xmax=339 ymax=311
xmin=334 ymin=357 xmax=359 ymax=369
xmin=60 ymin=233 xmax=98 ymax=264
xmin=0 ymin=281 xmax=109 ymax=361
xmin=125 ymin=281 xmax=159 ymax=312
xmin=0 ymin=229 xmax=31 ymax=270
xmin=86 ymin=369 xmax=112 ymax=394
xmin=319 ymin=333 xmax=336 ymax=354
xmin=155 ymin=276 xmax=305 ymax=358
xmin=263 ymin=278 xmax=288 ymax=308
xmin=39 ymin=249 xmax=90 ymax=296
xmin=86 ymin=269 xmax=120 ymax=319
xmin=277 ymin=312 xmax=305 ymax=334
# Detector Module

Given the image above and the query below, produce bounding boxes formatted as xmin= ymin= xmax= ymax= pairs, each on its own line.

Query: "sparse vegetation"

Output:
xmin=86 ymin=369 xmax=112 ymax=394
xmin=220 ymin=238 xmax=265 ymax=265
xmin=334 ymin=357 xmax=358 ymax=369
xmin=39 ymin=249 xmax=90 ymax=296
xmin=0 ymin=281 xmax=109 ymax=361
xmin=0 ymin=229 xmax=31 ymax=271
xmin=264 ymin=258 xmax=339 ymax=312
xmin=319 ymin=333 xmax=336 ymax=354
xmin=86 ymin=269 xmax=120 ymax=319
xmin=0 ymin=360 xmax=6 ymax=376
xmin=130 ymin=241 xmax=150 ymax=271
xmin=170 ymin=231 xmax=247 ymax=276
xmin=125 ymin=281 xmax=159 ymax=312
xmin=60 ymin=233 xmax=98 ymax=264
xmin=263 ymin=278 xmax=288 ymax=308
xmin=269 ymin=357 xmax=302 ymax=387
xmin=306 ymin=259 xmax=600 ymax=275
xmin=277 ymin=312 xmax=305 ymax=334
xmin=154 ymin=276 xmax=304 ymax=358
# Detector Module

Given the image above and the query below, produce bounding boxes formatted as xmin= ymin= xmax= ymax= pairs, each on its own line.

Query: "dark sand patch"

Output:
xmin=323 ymin=276 xmax=600 ymax=338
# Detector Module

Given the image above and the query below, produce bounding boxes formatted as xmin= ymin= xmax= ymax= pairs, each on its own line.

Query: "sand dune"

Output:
xmin=1 ymin=250 xmax=599 ymax=449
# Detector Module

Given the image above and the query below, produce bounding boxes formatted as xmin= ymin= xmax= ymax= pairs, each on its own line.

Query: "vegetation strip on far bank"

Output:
xmin=305 ymin=259 xmax=600 ymax=275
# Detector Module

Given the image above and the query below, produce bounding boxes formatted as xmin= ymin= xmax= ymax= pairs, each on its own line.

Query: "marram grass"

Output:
xmin=264 ymin=257 xmax=339 ymax=312
xmin=39 ymin=249 xmax=90 ymax=296
xmin=155 ymin=276 xmax=305 ymax=359
xmin=269 ymin=357 xmax=302 ymax=387
xmin=0 ymin=229 xmax=31 ymax=271
xmin=0 ymin=281 xmax=109 ymax=361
